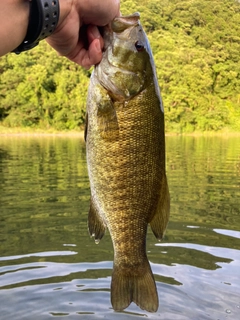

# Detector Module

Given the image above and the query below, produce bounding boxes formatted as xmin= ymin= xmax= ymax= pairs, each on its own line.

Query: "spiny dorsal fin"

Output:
xmin=84 ymin=112 xmax=88 ymax=142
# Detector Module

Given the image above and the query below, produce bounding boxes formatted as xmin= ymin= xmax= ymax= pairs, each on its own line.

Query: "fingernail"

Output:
xmin=95 ymin=39 xmax=101 ymax=53
xmin=91 ymin=25 xmax=101 ymax=39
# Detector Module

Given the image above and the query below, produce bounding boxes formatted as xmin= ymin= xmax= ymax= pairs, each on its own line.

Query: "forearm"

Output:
xmin=0 ymin=0 xmax=30 ymax=56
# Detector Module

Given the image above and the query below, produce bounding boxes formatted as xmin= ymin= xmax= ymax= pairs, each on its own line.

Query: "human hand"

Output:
xmin=46 ymin=0 xmax=120 ymax=69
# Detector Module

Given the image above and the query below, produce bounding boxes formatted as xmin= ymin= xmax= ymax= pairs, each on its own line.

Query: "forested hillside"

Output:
xmin=0 ymin=0 xmax=239 ymax=133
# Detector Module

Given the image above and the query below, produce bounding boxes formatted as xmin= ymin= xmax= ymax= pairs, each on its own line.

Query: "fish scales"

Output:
xmin=85 ymin=13 xmax=170 ymax=312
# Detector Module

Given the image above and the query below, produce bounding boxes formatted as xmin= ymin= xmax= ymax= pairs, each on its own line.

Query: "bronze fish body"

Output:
xmin=85 ymin=13 xmax=170 ymax=312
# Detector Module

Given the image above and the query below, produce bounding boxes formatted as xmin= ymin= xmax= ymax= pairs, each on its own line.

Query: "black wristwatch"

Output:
xmin=13 ymin=0 xmax=60 ymax=54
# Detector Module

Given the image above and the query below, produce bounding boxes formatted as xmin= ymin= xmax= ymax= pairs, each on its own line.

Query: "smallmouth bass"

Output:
xmin=85 ymin=13 xmax=170 ymax=312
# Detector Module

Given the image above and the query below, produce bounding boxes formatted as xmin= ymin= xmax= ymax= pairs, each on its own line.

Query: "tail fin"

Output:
xmin=111 ymin=261 xmax=158 ymax=312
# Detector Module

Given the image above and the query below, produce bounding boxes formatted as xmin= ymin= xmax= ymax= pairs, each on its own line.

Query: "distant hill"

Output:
xmin=0 ymin=0 xmax=239 ymax=133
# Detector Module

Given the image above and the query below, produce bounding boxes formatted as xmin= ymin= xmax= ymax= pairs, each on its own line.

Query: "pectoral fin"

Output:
xmin=150 ymin=174 xmax=170 ymax=241
xmin=88 ymin=197 xmax=106 ymax=244
xmin=97 ymin=90 xmax=119 ymax=140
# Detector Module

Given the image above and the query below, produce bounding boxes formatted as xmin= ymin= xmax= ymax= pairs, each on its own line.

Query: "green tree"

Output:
xmin=0 ymin=0 xmax=239 ymax=132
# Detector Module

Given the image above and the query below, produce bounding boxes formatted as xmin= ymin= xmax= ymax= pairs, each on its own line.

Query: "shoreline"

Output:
xmin=0 ymin=127 xmax=240 ymax=138
xmin=0 ymin=127 xmax=85 ymax=139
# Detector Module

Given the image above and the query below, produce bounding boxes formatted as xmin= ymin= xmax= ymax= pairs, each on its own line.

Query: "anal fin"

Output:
xmin=150 ymin=173 xmax=170 ymax=241
xmin=88 ymin=197 xmax=106 ymax=244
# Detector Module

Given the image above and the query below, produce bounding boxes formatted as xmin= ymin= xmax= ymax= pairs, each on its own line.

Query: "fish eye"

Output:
xmin=135 ymin=41 xmax=145 ymax=52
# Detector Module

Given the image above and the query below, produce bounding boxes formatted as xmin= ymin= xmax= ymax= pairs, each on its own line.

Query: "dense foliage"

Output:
xmin=0 ymin=0 xmax=239 ymax=133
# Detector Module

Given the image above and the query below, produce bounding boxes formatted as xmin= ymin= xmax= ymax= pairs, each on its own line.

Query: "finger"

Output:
xmin=82 ymin=38 xmax=103 ymax=69
xmin=87 ymin=25 xmax=104 ymax=50
xmin=68 ymin=38 xmax=102 ymax=69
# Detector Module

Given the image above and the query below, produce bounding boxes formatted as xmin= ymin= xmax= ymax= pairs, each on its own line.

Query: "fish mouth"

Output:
xmin=111 ymin=12 xmax=140 ymax=33
xmin=95 ymin=12 xmax=145 ymax=100
xmin=102 ymin=12 xmax=140 ymax=51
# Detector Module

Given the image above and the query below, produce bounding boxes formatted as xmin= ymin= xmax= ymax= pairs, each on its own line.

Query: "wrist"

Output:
xmin=18 ymin=0 xmax=30 ymax=41
xmin=0 ymin=0 xmax=29 ymax=56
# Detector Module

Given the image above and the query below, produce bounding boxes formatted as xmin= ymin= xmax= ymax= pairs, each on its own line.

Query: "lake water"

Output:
xmin=0 ymin=135 xmax=239 ymax=320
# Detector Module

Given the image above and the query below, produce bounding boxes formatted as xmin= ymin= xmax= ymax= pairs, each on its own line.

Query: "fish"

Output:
xmin=84 ymin=12 xmax=170 ymax=313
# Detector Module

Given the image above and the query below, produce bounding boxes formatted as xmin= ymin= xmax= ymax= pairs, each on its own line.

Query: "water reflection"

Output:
xmin=0 ymin=136 xmax=239 ymax=319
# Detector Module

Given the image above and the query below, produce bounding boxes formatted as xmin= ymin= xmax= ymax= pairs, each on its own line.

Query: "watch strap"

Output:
xmin=13 ymin=0 xmax=59 ymax=54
